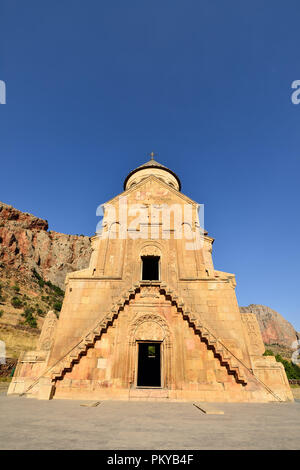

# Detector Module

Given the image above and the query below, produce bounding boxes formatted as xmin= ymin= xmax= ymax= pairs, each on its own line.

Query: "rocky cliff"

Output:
xmin=240 ymin=304 xmax=298 ymax=348
xmin=0 ymin=202 xmax=92 ymax=289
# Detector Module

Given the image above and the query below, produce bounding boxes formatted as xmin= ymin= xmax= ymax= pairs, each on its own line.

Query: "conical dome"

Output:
xmin=124 ymin=155 xmax=181 ymax=191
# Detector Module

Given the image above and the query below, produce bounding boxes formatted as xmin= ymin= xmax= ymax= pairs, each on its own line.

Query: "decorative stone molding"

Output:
xmin=140 ymin=285 xmax=160 ymax=298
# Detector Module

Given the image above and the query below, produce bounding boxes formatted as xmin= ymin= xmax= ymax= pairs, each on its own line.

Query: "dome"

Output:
xmin=124 ymin=155 xmax=181 ymax=191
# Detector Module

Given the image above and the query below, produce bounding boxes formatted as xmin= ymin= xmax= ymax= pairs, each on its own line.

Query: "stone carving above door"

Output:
xmin=129 ymin=313 xmax=170 ymax=343
xmin=140 ymin=245 xmax=161 ymax=257
xmin=135 ymin=321 xmax=164 ymax=341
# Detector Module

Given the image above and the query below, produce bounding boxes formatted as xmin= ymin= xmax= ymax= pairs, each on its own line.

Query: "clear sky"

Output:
xmin=1 ymin=1 xmax=300 ymax=329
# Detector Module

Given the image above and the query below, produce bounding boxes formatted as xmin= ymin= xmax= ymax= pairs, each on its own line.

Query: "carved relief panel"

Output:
xmin=38 ymin=311 xmax=58 ymax=351
xmin=241 ymin=313 xmax=265 ymax=356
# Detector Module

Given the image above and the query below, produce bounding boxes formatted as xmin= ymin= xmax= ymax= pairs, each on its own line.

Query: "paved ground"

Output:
xmin=0 ymin=393 xmax=299 ymax=450
xmin=291 ymin=386 xmax=300 ymax=399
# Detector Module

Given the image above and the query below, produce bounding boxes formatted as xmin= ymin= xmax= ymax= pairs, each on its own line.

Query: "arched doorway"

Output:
xmin=129 ymin=314 xmax=171 ymax=389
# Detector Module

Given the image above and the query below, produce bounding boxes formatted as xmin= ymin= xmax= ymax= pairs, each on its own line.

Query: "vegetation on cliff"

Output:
xmin=0 ymin=267 xmax=65 ymax=356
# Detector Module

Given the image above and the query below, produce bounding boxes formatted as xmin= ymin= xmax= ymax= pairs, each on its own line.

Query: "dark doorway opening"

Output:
xmin=142 ymin=256 xmax=160 ymax=280
xmin=137 ymin=342 xmax=161 ymax=387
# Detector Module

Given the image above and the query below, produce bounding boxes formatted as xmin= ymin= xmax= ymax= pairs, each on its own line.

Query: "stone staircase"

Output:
xmin=49 ymin=281 xmax=248 ymax=386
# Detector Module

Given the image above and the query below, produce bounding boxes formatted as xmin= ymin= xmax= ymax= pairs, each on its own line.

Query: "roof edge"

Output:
xmin=123 ymin=161 xmax=181 ymax=191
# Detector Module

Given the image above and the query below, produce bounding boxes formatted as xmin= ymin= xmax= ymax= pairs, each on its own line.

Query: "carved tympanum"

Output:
xmin=130 ymin=314 xmax=170 ymax=344
xmin=135 ymin=321 xmax=164 ymax=341
xmin=140 ymin=245 xmax=161 ymax=257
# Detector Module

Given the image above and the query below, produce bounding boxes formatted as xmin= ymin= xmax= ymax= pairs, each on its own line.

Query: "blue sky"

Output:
xmin=1 ymin=1 xmax=300 ymax=329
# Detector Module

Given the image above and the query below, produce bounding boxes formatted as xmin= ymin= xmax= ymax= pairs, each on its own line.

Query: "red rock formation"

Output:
xmin=0 ymin=202 xmax=92 ymax=289
xmin=240 ymin=304 xmax=298 ymax=348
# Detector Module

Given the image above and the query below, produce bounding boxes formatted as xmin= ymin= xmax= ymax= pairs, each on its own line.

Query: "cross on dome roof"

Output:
xmin=148 ymin=151 xmax=157 ymax=160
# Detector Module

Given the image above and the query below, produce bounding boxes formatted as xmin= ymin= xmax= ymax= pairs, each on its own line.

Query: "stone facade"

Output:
xmin=8 ymin=158 xmax=293 ymax=402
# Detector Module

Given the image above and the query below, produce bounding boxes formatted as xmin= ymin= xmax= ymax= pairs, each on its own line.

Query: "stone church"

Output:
xmin=8 ymin=156 xmax=292 ymax=402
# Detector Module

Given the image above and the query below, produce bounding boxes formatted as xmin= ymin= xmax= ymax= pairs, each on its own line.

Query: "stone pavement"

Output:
xmin=0 ymin=395 xmax=299 ymax=450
